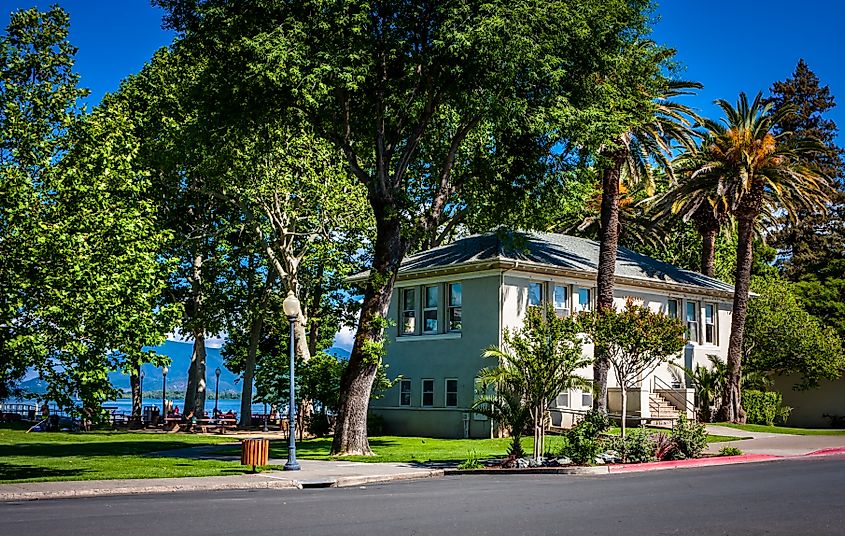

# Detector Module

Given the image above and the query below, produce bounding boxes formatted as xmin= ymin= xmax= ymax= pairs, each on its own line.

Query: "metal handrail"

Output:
xmin=651 ymin=375 xmax=697 ymax=419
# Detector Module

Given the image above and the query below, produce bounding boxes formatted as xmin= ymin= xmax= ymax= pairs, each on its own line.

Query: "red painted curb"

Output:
xmin=606 ymin=454 xmax=779 ymax=473
xmin=803 ymin=447 xmax=845 ymax=457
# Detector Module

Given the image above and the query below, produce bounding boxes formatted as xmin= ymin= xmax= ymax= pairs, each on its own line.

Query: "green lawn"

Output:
xmin=252 ymin=431 xmax=742 ymax=463
xmin=0 ymin=423 xmax=746 ymax=484
xmin=0 ymin=423 xmax=249 ymax=484
xmin=715 ymin=423 xmax=845 ymax=436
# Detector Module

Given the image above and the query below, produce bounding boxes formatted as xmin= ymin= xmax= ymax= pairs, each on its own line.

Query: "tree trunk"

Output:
xmin=620 ymin=384 xmax=627 ymax=443
xmin=700 ymin=226 xmax=717 ymax=278
xmin=184 ymin=332 xmax=207 ymax=417
xmin=594 ymin=146 xmax=627 ymax=413
xmin=716 ymin=213 xmax=756 ymax=423
xmin=239 ymin=314 xmax=264 ymax=428
xmin=240 ymin=270 xmax=275 ymax=428
xmin=129 ymin=363 xmax=142 ymax=428
xmin=331 ymin=215 xmax=407 ymax=456
xmin=184 ymin=251 xmax=207 ymax=417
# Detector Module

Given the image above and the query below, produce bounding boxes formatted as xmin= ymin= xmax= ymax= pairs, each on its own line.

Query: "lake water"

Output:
xmin=12 ymin=398 xmax=270 ymax=417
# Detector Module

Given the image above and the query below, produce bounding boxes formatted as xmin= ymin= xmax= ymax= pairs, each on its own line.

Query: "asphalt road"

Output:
xmin=3 ymin=457 xmax=845 ymax=535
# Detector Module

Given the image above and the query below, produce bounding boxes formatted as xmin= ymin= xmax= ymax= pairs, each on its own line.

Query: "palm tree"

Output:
xmin=653 ymin=142 xmax=732 ymax=277
xmin=678 ymin=92 xmax=833 ymax=422
xmin=593 ymin=79 xmax=701 ymax=411
xmin=471 ymin=381 xmax=531 ymax=458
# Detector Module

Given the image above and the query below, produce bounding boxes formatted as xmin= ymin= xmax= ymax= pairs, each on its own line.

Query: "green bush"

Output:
xmin=743 ymin=390 xmax=792 ymax=426
xmin=670 ymin=414 xmax=708 ymax=459
xmin=563 ymin=410 xmax=611 ymax=465
xmin=458 ymin=450 xmax=483 ymax=470
xmin=611 ymin=427 xmax=656 ymax=463
xmin=719 ymin=446 xmax=743 ymax=457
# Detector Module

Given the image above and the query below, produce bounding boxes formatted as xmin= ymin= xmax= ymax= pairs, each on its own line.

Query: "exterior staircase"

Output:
xmin=648 ymin=392 xmax=682 ymax=428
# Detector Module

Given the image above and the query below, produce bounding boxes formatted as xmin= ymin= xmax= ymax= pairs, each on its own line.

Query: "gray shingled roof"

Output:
xmin=397 ymin=230 xmax=736 ymax=294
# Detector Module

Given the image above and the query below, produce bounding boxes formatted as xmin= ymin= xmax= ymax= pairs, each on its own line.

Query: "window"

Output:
xmin=581 ymin=389 xmax=593 ymax=408
xmin=448 ymin=283 xmax=462 ymax=332
xmin=421 ymin=379 xmax=434 ymax=407
xmin=553 ymin=285 xmax=569 ymax=316
xmin=556 ymin=391 xmax=570 ymax=408
xmin=704 ymin=303 xmax=717 ymax=344
xmin=667 ymin=298 xmax=680 ymax=319
xmin=445 ymin=379 xmax=458 ymax=407
xmin=399 ymin=379 xmax=411 ymax=406
xmin=574 ymin=288 xmax=591 ymax=312
xmin=423 ymin=286 xmax=439 ymax=333
xmin=401 ymin=288 xmax=416 ymax=335
xmin=528 ymin=282 xmax=543 ymax=306
xmin=686 ymin=300 xmax=700 ymax=343
xmin=473 ymin=379 xmax=488 ymax=420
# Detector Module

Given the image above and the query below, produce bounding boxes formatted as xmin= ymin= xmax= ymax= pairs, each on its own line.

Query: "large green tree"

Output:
xmin=155 ymin=0 xmax=669 ymax=455
xmin=766 ymin=60 xmax=845 ymax=341
xmin=744 ymin=275 xmax=845 ymax=390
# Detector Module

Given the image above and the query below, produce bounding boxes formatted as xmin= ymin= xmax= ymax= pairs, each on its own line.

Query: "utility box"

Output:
xmin=241 ymin=438 xmax=270 ymax=472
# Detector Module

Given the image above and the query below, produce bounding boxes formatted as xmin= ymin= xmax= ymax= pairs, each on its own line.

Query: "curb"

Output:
xmin=0 ymin=477 xmax=297 ymax=502
xmin=445 ymin=466 xmax=608 ymax=476
xmin=803 ymin=447 xmax=845 ymax=457
xmin=0 ymin=469 xmax=446 ymax=502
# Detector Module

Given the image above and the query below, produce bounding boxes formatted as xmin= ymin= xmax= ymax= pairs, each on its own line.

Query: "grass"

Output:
xmin=0 ymin=423 xmax=252 ymax=484
xmin=714 ymin=423 xmax=845 ymax=436
xmin=0 ymin=422 xmax=747 ymax=483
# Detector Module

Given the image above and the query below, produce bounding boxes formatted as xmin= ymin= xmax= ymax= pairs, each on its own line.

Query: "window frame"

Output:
xmin=445 ymin=378 xmax=458 ymax=407
xmin=399 ymin=379 xmax=412 ymax=406
xmin=667 ymin=298 xmax=680 ymax=320
xmin=704 ymin=302 xmax=717 ymax=345
xmin=575 ymin=287 xmax=592 ymax=312
xmin=528 ymin=282 xmax=544 ymax=307
xmin=556 ymin=391 xmax=570 ymax=408
xmin=400 ymin=287 xmax=417 ymax=336
xmin=448 ymin=282 xmax=462 ymax=332
xmin=421 ymin=378 xmax=435 ymax=407
xmin=422 ymin=285 xmax=440 ymax=334
xmin=552 ymin=284 xmax=570 ymax=316
xmin=686 ymin=300 xmax=700 ymax=343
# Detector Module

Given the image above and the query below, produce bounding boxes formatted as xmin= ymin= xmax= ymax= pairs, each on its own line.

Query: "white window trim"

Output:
xmin=422 ymin=285 xmax=440 ymax=334
xmin=686 ymin=299 xmax=700 ymax=343
xmin=399 ymin=379 xmax=412 ymax=406
xmin=444 ymin=378 xmax=458 ymax=407
xmin=704 ymin=302 xmax=717 ymax=345
xmin=528 ymin=281 xmax=544 ymax=307
xmin=448 ymin=282 xmax=462 ymax=333
xmin=421 ymin=378 xmax=435 ymax=407
xmin=400 ymin=288 xmax=418 ymax=336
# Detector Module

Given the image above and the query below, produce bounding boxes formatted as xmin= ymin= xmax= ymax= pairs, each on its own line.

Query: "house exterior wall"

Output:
xmin=371 ymin=268 xmax=734 ymax=438
xmin=369 ymin=273 xmax=501 ymax=438
xmin=775 ymin=374 xmax=845 ymax=428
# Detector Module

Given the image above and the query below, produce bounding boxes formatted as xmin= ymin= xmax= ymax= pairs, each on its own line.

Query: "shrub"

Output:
xmin=306 ymin=413 xmax=332 ymax=437
xmin=458 ymin=450 xmax=483 ymax=470
xmin=609 ymin=426 xmax=656 ymax=463
xmin=743 ymin=390 xmax=791 ymax=426
xmin=719 ymin=446 xmax=743 ymax=457
xmin=670 ymin=414 xmax=708 ymax=459
xmin=563 ymin=410 xmax=611 ymax=465
xmin=653 ymin=431 xmax=674 ymax=461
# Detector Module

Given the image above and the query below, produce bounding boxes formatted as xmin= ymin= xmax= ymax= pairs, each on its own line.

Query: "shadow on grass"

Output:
xmin=0 ymin=440 xmax=238 ymax=459
xmin=0 ymin=462 xmax=88 ymax=481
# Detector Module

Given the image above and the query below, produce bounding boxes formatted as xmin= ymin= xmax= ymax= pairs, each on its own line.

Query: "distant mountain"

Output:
xmin=18 ymin=340 xmax=353 ymax=398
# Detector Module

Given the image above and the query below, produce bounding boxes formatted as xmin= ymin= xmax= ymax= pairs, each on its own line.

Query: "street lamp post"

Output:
xmin=214 ymin=367 xmax=222 ymax=417
xmin=282 ymin=290 xmax=301 ymax=471
xmin=161 ymin=366 xmax=168 ymax=417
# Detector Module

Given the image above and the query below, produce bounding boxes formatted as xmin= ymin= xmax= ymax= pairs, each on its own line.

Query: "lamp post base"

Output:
xmin=284 ymin=460 xmax=301 ymax=471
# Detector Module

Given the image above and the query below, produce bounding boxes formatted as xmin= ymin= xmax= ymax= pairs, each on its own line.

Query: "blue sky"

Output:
xmin=3 ymin=1 xmax=844 ymax=143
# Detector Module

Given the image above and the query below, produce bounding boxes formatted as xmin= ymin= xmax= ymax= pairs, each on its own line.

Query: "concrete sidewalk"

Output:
xmin=0 ymin=460 xmax=444 ymax=502
xmin=705 ymin=425 xmax=845 ymax=456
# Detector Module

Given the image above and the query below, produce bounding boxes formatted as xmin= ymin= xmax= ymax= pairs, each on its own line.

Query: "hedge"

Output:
xmin=743 ymin=390 xmax=791 ymax=426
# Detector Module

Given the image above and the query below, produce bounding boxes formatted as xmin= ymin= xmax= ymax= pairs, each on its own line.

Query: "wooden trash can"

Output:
xmin=241 ymin=438 xmax=270 ymax=472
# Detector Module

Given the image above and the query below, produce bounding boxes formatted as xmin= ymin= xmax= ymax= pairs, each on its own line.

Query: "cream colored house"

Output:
xmin=365 ymin=230 xmax=736 ymax=438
